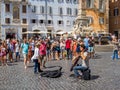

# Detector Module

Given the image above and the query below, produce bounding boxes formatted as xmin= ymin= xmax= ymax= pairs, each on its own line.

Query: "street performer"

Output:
xmin=70 ymin=44 xmax=89 ymax=79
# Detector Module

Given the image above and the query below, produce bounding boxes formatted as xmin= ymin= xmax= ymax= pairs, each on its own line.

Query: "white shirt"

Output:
xmin=15 ymin=43 xmax=20 ymax=52
xmin=32 ymin=47 xmax=39 ymax=59
xmin=82 ymin=52 xmax=89 ymax=67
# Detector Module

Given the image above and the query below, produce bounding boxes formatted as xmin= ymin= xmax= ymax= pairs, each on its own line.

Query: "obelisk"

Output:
xmin=74 ymin=0 xmax=88 ymax=34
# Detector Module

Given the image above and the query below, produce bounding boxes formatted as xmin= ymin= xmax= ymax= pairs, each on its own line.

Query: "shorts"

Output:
xmin=16 ymin=52 xmax=19 ymax=57
xmin=88 ymin=47 xmax=94 ymax=52
xmin=23 ymin=53 xmax=28 ymax=60
xmin=47 ymin=50 xmax=51 ymax=55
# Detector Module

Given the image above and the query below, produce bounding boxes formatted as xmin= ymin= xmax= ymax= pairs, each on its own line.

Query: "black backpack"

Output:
xmin=40 ymin=66 xmax=62 ymax=78
xmin=81 ymin=68 xmax=91 ymax=80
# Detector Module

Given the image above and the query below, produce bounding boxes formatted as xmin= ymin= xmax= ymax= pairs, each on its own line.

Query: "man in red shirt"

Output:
xmin=65 ymin=38 xmax=72 ymax=60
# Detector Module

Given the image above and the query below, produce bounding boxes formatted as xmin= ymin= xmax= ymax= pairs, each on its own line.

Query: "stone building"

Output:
xmin=0 ymin=0 xmax=29 ymax=40
xmin=74 ymin=0 xmax=109 ymax=35
xmin=0 ymin=0 xmax=79 ymax=40
xmin=109 ymin=0 xmax=120 ymax=38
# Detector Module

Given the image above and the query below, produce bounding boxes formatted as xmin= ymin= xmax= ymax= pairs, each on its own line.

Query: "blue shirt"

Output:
xmin=84 ymin=38 xmax=89 ymax=47
xmin=21 ymin=43 xmax=29 ymax=54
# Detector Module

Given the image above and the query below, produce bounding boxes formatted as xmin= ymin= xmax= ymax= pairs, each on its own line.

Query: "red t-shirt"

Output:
xmin=65 ymin=39 xmax=71 ymax=49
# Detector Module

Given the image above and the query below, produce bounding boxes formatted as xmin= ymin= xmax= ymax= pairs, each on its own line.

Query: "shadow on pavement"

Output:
xmin=45 ymin=66 xmax=58 ymax=68
xmin=27 ymin=65 xmax=34 ymax=68
xmin=93 ymin=54 xmax=102 ymax=59
xmin=7 ymin=63 xmax=18 ymax=66
xmin=69 ymin=74 xmax=75 ymax=77
xmin=90 ymin=75 xmax=99 ymax=80
xmin=69 ymin=74 xmax=99 ymax=80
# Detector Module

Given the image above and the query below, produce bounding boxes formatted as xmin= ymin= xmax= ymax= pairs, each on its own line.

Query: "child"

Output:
xmin=32 ymin=44 xmax=43 ymax=74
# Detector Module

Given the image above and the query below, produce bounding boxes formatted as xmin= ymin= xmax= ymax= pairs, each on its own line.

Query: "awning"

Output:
xmin=22 ymin=31 xmax=33 ymax=34
xmin=56 ymin=32 xmax=65 ymax=35
xmin=22 ymin=31 xmax=50 ymax=34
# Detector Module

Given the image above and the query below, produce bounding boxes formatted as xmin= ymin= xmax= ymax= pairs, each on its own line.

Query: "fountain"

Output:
xmin=74 ymin=0 xmax=89 ymax=36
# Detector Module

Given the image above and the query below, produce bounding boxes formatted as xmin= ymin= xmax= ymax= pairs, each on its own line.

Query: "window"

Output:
xmin=5 ymin=4 xmax=10 ymax=12
xmin=40 ymin=20 xmax=44 ymax=24
xmin=31 ymin=19 xmax=36 ymax=23
xmin=58 ymin=0 xmax=63 ymax=3
xmin=48 ymin=6 xmax=52 ymax=15
xmin=99 ymin=0 xmax=105 ymax=12
xmin=22 ymin=28 xmax=27 ymax=32
xmin=58 ymin=20 xmax=63 ymax=25
xmin=13 ymin=6 xmax=19 ymax=19
xmin=5 ymin=18 xmax=10 ymax=24
xmin=87 ymin=16 xmax=93 ymax=25
xmin=86 ymin=0 xmax=94 ymax=8
xmin=66 ymin=0 xmax=71 ymax=3
xmin=22 ymin=19 xmax=27 ymax=24
xmin=73 ymin=0 xmax=78 ymax=4
xmin=48 ymin=20 xmax=53 ymax=24
xmin=66 ymin=20 xmax=71 ymax=25
xmin=32 ymin=6 xmax=36 ymax=13
xmin=67 ymin=8 xmax=72 ymax=15
xmin=22 ymin=5 xmax=26 ymax=13
xmin=59 ymin=7 xmax=63 ymax=15
xmin=74 ymin=8 xmax=78 ymax=16
xmin=99 ymin=17 xmax=104 ymax=24
xmin=114 ymin=8 xmax=119 ymax=16
xmin=40 ymin=6 xmax=45 ymax=14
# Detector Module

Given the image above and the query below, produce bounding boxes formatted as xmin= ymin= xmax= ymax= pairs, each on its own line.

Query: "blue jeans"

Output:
xmin=73 ymin=65 xmax=87 ymax=77
xmin=112 ymin=50 xmax=118 ymax=60
xmin=66 ymin=48 xmax=72 ymax=60
xmin=34 ymin=59 xmax=40 ymax=73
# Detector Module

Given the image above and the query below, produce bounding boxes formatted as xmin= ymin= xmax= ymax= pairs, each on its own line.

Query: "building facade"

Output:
xmin=0 ymin=1 xmax=1 ymax=39
xmin=74 ymin=0 xmax=109 ymax=36
xmin=85 ymin=0 xmax=109 ymax=34
xmin=109 ymin=0 xmax=120 ymax=38
xmin=0 ymin=0 xmax=78 ymax=40
xmin=0 ymin=0 xmax=29 ymax=40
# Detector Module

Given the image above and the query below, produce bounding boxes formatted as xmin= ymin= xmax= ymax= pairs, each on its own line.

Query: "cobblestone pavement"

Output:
xmin=0 ymin=52 xmax=120 ymax=90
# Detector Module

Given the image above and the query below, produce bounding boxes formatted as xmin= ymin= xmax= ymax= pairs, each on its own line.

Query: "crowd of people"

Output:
xmin=0 ymin=34 xmax=119 ymax=77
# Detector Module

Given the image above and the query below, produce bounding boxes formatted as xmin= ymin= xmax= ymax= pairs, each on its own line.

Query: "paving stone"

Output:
xmin=0 ymin=52 xmax=120 ymax=90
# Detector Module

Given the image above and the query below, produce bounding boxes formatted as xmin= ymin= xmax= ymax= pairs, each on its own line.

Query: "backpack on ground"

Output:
xmin=81 ymin=68 xmax=91 ymax=80
xmin=40 ymin=66 xmax=62 ymax=78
